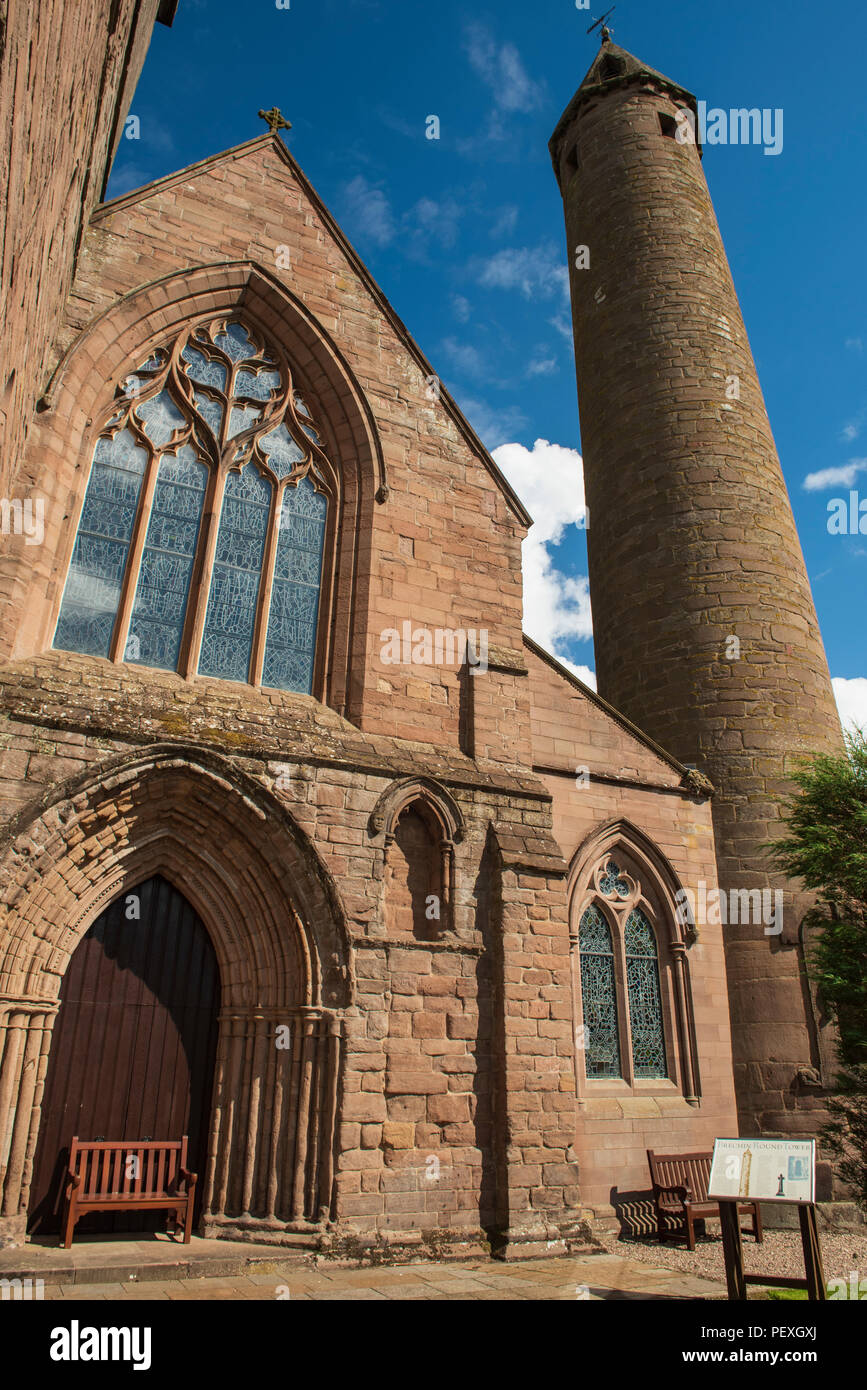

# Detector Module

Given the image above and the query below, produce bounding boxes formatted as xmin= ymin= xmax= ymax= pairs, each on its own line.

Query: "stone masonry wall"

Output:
xmin=0 ymin=652 xmax=585 ymax=1254
xmin=1 ymin=137 xmax=531 ymax=766
xmin=526 ymin=642 xmax=739 ymax=1219
xmin=553 ymin=71 xmax=842 ymax=1138
xmin=0 ymin=0 xmax=165 ymax=498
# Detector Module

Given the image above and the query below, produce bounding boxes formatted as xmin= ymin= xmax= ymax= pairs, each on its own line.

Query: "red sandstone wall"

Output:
xmin=1 ymin=138 xmax=530 ymax=764
xmin=0 ymin=0 xmax=164 ymax=498
xmin=525 ymin=644 xmax=738 ymax=1217
xmin=0 ymin=652 xmax=581 ymax=1251
xmin=553 ymin=71 xmax=841 ymax=1137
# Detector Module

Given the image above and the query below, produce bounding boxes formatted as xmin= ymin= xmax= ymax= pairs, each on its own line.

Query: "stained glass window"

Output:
xmin=198 ymin=465 xmax=272 ymax=683
xmin=135 ymin=390 xmax=187 ymax=448
xmin=625 ymin=908 xmax=667 ymax=1078
xmin=579 ymin=905 xmax=622 ymax=1079
xmin=54 ymin=429 xmax=148 ymax=658
xmin=127 ymin=446 xmax=208 ymax=670
xmin=577 ymin=873 xmax=671 ymax=1087
xmin=599 ymin=859 xmax=631 ymax=899
xmin=53 ymin=316 xmax=331 ymax=694
xmin=262 ymin=477 xmax=327 ymax=693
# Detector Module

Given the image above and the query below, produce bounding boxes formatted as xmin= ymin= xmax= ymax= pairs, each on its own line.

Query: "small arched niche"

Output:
xmin=385 ymin=805 xmax=443 ymax=941
xmin=369 ymin=777 xmax=464 ymax=938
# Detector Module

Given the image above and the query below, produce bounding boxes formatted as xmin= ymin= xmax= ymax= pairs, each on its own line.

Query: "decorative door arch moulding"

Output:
xmin=0 ymin=742 xmax=353 ymax=1012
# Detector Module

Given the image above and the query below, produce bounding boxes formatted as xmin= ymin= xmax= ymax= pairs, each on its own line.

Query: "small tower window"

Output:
xmin=659 ymin=111 xmax=678 ymax=139
xmin=562 ymin=141 xmax=580 ymax=182
xmin=600 ymin=54 xmax=626 ymax=81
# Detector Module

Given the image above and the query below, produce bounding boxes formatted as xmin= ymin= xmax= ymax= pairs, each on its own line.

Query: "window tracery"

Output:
xmin=575 ymin=854 xmax=670 ymax=1084
xmin=54 ymin=318 xmax=331 ymax=694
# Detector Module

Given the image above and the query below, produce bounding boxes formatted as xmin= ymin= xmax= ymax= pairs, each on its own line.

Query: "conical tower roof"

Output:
xmin=549 ymin=36 xmax=698 ymax=166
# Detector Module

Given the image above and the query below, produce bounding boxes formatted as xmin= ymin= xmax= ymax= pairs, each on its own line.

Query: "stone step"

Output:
xmin=0 ymin=1234 xmax=320 ymax=1288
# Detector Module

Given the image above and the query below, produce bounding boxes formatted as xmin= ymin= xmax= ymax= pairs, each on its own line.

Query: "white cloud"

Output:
xmin=458 ymin=397 xmax=528 ymax=450
xmin=832 ymin=676 xmax=867 ymax=733
xmin=451 ymin=295 xmax=471 ymax=323
xmin=464 ymin=24 xmax=543 ymax=114
xmin=404 ymin=195 xmax=463 ymax=254
xmin=341 ymin=175 xmax=395 ymax=246
xmin=803 ymin=459 xmax=867 ymax=490
xmin=108 ymin=165 xmax=155 ymax=197
xmin=563 ymin=660 xmax=597 ymax=689
xmin=476 ymin=244 xmax=569 ymax=303
xmin=490 ymin=205 xmax=519 ymax=238
xmin=845 ymin=338 xmax=863 ymax=352
xmin=440 ymin=337 xmax=485 ymax=379
xmin=526 ymin=356 xmax=558 ymax=378
xmin=492 ymin=439 xmax=593 ymax=671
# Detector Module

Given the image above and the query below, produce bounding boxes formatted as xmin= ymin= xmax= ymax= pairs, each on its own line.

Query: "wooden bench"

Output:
xmin=61 ymin=1137 xmax=197 ymax=1249
xmin=647 ymin=1148 xmax=763 ymax=1251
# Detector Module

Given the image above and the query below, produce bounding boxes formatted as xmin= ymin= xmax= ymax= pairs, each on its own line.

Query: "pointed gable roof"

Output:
xmin=549 ymin=38 xmax=698 ymax=170
xmin=93 ymin=134 xmax=533 ymax=527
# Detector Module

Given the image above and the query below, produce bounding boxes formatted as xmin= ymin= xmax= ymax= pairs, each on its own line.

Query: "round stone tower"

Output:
xmin=550 ymin=35 xmax=843 ymax=1138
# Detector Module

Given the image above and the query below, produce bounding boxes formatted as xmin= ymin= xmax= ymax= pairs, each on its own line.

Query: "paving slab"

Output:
xmin=23 ymin=1249 xmax=729 ymax=1302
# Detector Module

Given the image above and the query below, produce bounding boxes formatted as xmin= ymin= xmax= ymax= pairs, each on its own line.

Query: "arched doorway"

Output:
xmin=28 ymin=875 xmax=220 ymax=1236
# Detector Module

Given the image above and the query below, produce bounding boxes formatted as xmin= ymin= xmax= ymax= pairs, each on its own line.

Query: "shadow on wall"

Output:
xmin=474 ymin=831 xmax=499 ymax=1237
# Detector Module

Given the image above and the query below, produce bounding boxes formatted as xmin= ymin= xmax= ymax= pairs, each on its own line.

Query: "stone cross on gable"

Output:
xmin=258 ymin=107 xmax=291 ymax=136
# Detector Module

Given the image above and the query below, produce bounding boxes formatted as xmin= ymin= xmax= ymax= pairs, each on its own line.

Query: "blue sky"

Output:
xmin=108 ymin=0 xmax=867 ymax=725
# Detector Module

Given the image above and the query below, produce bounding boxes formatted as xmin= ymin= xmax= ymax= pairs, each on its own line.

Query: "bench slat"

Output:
xmin=61 ymin=1136 xmax=195 ymax=1248
xmin=647 ymin=1147 xmax=762 ymax=1251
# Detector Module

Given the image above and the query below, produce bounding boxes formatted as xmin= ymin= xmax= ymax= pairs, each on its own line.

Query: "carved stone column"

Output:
xmin=202 ymin=1006 xmax=342 ymax=1243
xmin=0 ymin=996 xmax=58 ymax=1247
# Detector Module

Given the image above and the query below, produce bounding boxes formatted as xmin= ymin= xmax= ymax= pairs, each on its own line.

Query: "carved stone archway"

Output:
xmin=0 ymin=745 xmax=350 ymax=1247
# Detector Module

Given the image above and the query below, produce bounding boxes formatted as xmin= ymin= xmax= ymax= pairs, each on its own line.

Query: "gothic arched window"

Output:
xmin=578 ymin=905 xmax=622 ymax=1078
xmin=53 ymin=319 xmax=331 ymax=695
xmin=575 ymin=857 xmax=670 ymax=1085
xmin=624 ymin=907 xmax=667 ymax=1078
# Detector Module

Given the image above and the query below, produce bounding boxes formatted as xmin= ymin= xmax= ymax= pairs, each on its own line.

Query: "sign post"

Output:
xmin=708 ymin=1138 xmax=826 ymax=1301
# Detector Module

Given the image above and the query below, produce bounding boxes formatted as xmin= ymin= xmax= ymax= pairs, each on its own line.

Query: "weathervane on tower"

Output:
xmin=587 ymin=7 xmax=616 ymax=44
xmin=258 ymin=107 xmax=291 ymax=136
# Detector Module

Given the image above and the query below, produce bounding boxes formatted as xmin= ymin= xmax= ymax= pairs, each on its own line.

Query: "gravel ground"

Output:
xmin=600 ymin=1227 xmax=867 ymax=1290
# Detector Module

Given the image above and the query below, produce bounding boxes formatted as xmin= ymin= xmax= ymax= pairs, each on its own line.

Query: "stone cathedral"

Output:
xmin=0 ymin=4 xmax=847 ymax=1256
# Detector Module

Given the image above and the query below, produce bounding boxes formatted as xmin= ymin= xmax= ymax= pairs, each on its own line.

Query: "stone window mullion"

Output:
xmin=178 ymin=464 xmax=226 ymax=679
xmin=249 ymin=479 xmax=283 ymax=688
xmin=108 ymin=447 xmax=160 ymax=664
xmin=614 ymin=920 xmax=636 ymax=1086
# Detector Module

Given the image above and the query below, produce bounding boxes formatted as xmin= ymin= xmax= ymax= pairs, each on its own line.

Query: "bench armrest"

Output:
xmin=178 ymin=1167 xmax=198 ymax=1191
xmin=64 ymin=1170 xmax=81 ymax=1192
xmin=652 ymin=1182 xmax=692 ymax=1203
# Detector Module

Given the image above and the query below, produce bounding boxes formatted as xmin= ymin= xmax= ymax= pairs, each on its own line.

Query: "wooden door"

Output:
xmin=28 ymin=875 xmax=220 ymax=1236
